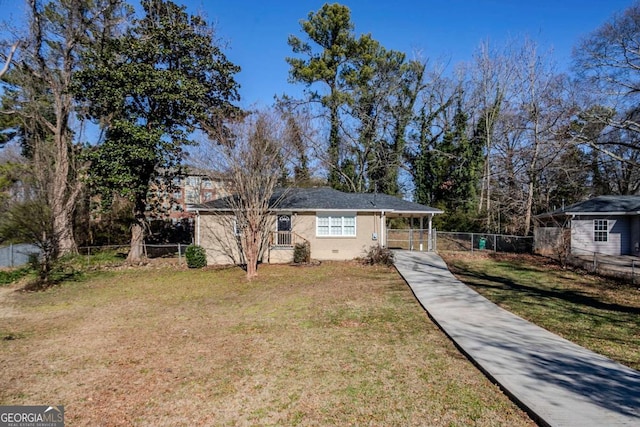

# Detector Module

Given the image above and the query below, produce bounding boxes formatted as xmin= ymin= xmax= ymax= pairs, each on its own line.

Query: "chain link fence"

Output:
xmin=75 ymin=243 xmax=190 ymax=267
xmin=1 ymin=243 xmax=192 ymax=269
xmin=385 ymin=230 xmax=534 ymax=254
xmin=435 ymin=231 xmax=533 ymax=254
xmin=567 ymin=250 xmax=640 ymax=285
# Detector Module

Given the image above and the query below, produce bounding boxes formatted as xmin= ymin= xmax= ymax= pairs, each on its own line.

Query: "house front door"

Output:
xmin=277 ymin=214 xmax=292 ymax=246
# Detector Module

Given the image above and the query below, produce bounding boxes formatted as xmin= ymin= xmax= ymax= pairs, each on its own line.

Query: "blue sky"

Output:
xmin=180 ymin=0 xmax=635 ymax=107
xmin=0 ymin=0 xmax=635 ymax=107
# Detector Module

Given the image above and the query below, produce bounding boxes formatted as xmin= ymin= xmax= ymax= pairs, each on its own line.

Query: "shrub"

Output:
xmin=293 ymin=242 xmax=311 ymax=264
xmin=0 ymin=267 xmax=32 ymax=285
xmin=185 ymin=245 xmax=207 ymax=268
xmin=363 ymin=245 xmax=394 ymax=266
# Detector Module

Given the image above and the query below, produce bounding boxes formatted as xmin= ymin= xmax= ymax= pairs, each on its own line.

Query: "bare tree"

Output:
xmin=1 ymin=0 xmax=128 ymax=256
xmin=515 ymin=40 xmax=574 ymax=235
xmin=196 ymin=109 xmax=294 ymax=279
xmin=469 ymin=41 xmax=512 ymax=226
xmin=468 ymin=39 xmax=539 ymax=232
xmin=573 ymin=2 xmax=640 ymax=179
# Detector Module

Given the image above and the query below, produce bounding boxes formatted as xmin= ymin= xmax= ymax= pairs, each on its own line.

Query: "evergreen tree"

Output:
xmin=74 ymin=0 xmax=240 ymax=262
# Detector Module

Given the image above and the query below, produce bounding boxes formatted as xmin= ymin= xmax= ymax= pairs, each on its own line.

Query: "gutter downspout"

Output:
xmin=381 ymin=211 xmax=386 ymax=248
xmin=195 ymin=209 xmax=201 ymax=246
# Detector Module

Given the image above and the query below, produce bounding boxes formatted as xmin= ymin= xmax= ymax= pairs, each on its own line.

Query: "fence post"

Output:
xmin=409 ymin=229 xmax=413 ymax=251
xmin=432 ymin=229 xmax=436 ymax=252
xmin=9 ymin=243 xmax=13 ymax=268
xmin=633 ymin=260 xmax=636 ymax=286
xmin=471 ymin=233 xmax=474 ymax=253
xmin=178 ymin=243 xmax=182 ymax=265
xmin=494 ymin=234 xmax=497 ymax=252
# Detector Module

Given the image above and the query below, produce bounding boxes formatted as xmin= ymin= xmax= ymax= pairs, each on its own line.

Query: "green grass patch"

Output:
xmin=441 ymin=252 xmax=640 ymax=370
xmin=0 ymin=267 xmax=33 ymax=285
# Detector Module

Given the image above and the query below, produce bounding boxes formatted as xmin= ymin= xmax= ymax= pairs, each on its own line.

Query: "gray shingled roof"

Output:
xmin=537 ymin=195 xmax=640 ymax=218
xmin=189 ymin=187 xmax=442 ymax=215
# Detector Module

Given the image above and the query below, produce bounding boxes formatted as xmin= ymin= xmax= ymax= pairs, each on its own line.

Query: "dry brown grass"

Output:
xmin=0 ymin=261 xmax=535 ymax=426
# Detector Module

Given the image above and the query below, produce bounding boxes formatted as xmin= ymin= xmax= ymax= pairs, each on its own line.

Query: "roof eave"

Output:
xmin=187 ymin=206 xmax=443 ymax=215
xmin=564 ymin=211 xmax=637 ymax=216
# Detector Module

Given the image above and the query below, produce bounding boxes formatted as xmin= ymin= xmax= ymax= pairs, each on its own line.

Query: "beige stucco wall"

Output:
xmin=197 ymin=211 xmax=383 ymax=265
xmin=197 ymin=214 xmax=243 ymax=265
xmin=290 ymin=212 xmax=382 ymax=261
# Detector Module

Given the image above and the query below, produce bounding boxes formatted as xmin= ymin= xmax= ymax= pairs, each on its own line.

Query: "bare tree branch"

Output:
xmin=0 ymin=41 xmax=19 ymax=79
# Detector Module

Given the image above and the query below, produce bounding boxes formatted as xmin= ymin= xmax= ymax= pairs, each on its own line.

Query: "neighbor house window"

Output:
xmin=316 ymin=214 xmax=356 ymax=237
xmin=594 ymin=219 xmax=608 ymax=242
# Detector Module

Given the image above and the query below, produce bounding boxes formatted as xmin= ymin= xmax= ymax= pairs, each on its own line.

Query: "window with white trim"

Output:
xmin=594 ymin=219 xmax=608 ymax=242
xmin=316 ymin=214 xmax=356 ymax=236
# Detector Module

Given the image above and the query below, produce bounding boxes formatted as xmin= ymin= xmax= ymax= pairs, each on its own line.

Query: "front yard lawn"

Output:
xmin=0 ymin=261 xmax=534 ymax=426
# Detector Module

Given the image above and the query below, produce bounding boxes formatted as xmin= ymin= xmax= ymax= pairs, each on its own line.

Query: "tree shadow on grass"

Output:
xmin=451 ymin=267 xmax=640 ymax=316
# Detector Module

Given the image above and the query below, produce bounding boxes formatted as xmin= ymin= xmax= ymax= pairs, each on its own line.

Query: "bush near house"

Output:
xmin=185 ymin=244 xmax=207 ymax=268
xmin=362 ymin=245 xmax=395 ymax=266
xmin=293 ymin=242 xmax=311 ymax=264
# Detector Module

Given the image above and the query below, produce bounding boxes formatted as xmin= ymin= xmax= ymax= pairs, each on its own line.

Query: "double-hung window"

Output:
xmin=317 ymin=213 xmax=356 ymax=237
xmin=594 ymin=219 xmax=608 ymax=242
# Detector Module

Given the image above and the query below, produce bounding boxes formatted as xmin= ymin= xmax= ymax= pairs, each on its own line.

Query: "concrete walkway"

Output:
xmin=393 ymin=251 xmax=640 ymax=427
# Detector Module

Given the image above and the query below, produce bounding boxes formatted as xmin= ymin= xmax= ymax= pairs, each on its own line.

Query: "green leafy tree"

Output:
xmin=287 ymin=3 xmax=357 ymax=189
xmin=342 ymin=39 xmax=425 ymax=194
xmin=74 ymin=0 xmax=240 ymax=262
xmin=408 ymin=83 xmax=456 ymax=207
xmin=288 ymin=4 xmax=425 ymax=195
xmin=435 ymin=97 xmax=483 ymax=231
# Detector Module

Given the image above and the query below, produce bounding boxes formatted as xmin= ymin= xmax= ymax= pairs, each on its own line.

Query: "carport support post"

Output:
xmin=420 ymin=217 xmax=424 ymax=251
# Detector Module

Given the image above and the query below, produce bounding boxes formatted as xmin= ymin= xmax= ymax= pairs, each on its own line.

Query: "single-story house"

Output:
xmin=188 ymin=187 xmax=443 ymax=265
xmin=534 ymin=195 xmax=640 ymax=257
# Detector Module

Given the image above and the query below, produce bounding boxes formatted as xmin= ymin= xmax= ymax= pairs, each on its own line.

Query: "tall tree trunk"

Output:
xmin=127 ymin=220 xmax=145 ymax=263
xmin=328 ymin=101 xmax=341 ymax=189
xmin=524 ymin=116 xmax=541 ymax=237
xmin=127 ymin=201 xmax=146 ymax=263
xmin=245 ymin=239 xmax=259 ymax=279
xmin=28 ymin=0 xmax=86 ymax=257
xmin=52 ymin=115 xmax=78 ymax=255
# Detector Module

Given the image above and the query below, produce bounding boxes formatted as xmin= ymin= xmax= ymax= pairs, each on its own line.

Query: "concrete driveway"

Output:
xmin=393 ymin=250 xmax=640 ymax=427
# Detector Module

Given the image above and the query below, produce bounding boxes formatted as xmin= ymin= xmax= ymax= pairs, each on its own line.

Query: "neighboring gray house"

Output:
xmin=534 ymin=195 xmax=640 ymax=257
xmin=188 ymin=187 xmax=442 ymax=265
